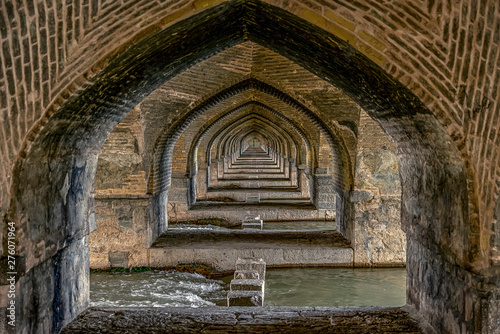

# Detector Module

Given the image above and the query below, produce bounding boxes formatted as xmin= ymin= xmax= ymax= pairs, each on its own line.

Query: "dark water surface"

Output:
xmin=167 ymin=220 xmax=336 ymax=231
xmin=264 ymin=267 xmax=406 ymax=307
xmin=90 ymin=267 xmax=406 ymax=308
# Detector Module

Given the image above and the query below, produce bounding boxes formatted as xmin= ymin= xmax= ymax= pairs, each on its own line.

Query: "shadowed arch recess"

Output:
xmin=12 ymin=1 xmax=479 ymax=332
xmin=186 ymin=102 xmax=314 ymax=175
xmin=15 ymin=0 xmax=471 ymax=271
xmin=150 ymin=79 xmax=353 ymax=198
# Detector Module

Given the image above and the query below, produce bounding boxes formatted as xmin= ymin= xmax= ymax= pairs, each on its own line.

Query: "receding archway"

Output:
xmin=11 ymin=1 xmax=479 ymax=332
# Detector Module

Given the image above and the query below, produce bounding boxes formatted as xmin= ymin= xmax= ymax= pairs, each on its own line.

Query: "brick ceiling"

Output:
xmin=137 ymin=41 xmax=361 ymax=182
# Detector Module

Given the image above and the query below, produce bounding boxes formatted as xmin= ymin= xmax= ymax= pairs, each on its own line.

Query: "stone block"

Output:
xmin=350 ymin=190 xmax=373 ymax=202
xmin=314 ymin=167 xmax=329 ymax=175
xmin=242 ymin=219 xmax=263 ymax=230
xmin=227 ymin=290 xmax=263 ymax=306
xmin=109 ymin=252 xmax=129 ymax=268
xmin=246 ymin=195 xmax=260 ymax=202
xmin=234 ymin=270 xmax=260 ymax=279
xmin=230 ymin=279 xmax=264 ymax=292
xmin=118 ymin=217 xmax=133 ymax=229
xmin=235 ymin=257 xmax=266 ymax=280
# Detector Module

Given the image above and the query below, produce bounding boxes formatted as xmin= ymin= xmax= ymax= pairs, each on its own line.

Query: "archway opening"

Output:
xmin=11 ymin=1 xmax=474 ymax=332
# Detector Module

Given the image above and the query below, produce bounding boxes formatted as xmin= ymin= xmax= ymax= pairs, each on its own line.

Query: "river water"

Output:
xmin=90 ymin=267 xmax=406 ymax=308
xmin=168 ymin=220 xmax=336 ymax=231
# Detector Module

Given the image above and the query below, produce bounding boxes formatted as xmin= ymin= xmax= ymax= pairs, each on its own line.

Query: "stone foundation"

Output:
xmin=406 ymin=238 xmax=500 ymax=333
xmin=61 ymin=307 xmax=423 ymax=333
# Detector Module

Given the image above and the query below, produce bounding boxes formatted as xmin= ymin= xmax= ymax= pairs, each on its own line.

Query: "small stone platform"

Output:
xmin=61 ymin=307 xmax=423 ymax=333
xmin=228 ymin=258 xmax=266 ymax=306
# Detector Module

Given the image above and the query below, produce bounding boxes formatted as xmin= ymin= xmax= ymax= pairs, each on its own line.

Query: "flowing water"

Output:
xmin=90 ymin=271 xmax=228 ymax=307
xmin=167 ymin=220 xmax=336 ymax=231
xmin=262 ymin=220 xmax=335 ymax=230
xmin=90 ymin=267 xmax=406 ymax=308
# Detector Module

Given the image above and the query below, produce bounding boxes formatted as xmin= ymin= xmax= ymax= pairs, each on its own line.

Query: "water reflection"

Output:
xmin=167 ymin=220 xmax=336 ymax=231
xmin=262 ymin=221 xmax=335 ymax=230
xmin=90 ymin=267 xmax=406 ymax=308
xmin=264 ymin=267 xmax=406 ymax=307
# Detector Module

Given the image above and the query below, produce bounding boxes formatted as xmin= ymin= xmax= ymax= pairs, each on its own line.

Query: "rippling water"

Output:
xmin=90 ymin=267 xmax=406 ymax=308
xmin=262 ymin=220 xmax=336 ymax=230
xmin=90 ymin=271 xmax=228 ymax=307
xmin=167 ymin=220 xmax=336 ymax=231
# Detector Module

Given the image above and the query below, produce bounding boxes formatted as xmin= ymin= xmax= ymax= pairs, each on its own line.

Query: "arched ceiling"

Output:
xmin=17 ymin=0 xmax=474 ymax=272
xmin=136 ymin=41 xmax=361 ymax=193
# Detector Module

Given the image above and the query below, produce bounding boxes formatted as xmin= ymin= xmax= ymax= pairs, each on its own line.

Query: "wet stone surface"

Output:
xmin=152 ymin=229 xmax=351 ymax=248
xmin=61 ymin=306 xmax=423 ymax=333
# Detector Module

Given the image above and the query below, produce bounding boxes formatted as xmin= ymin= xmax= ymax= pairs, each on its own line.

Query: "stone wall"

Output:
xmin=89 ymin=198 xmax=150 ymax=269
xmin=2 ymin=238 xmax=89 ymax=334
xmin=353 ymin=110 xmax=405 ymax=266
xmin=406 ymin=238 xmax=500 ymax=333
xmin=1 ymin=1 xmax=499 ymax=333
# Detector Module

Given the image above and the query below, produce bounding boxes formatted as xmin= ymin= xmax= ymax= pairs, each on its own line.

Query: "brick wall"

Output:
xmin=1 ymin=1 xmax=500 ymax=332
xmin=95 ymin=106 xmax=146 ymax=196
xmin=1 ymin=2 xmax=499 ymax=247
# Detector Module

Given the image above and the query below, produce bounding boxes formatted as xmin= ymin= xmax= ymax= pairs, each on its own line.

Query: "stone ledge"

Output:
xmin=152 ymin=230 xmax=351 ymax=248
xmin=94 ymin=194 xmax=152 ymax=200
xmin=61 ymin=306 xmax=423 ymax=333
xmin=147 ymin=248 xmax=353 ymax=271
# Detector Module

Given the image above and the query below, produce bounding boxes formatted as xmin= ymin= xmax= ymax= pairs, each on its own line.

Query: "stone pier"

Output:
xmin=227 ymin=258 xmax=266 ymax=306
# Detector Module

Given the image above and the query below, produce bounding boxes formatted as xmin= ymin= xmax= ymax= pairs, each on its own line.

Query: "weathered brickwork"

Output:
xmin=171 ymin=133 xmax=187 ymax=174
xmin=1 ymin=1 xmax=499 ymax=333
xmin=0 ymin=0 xmax=498 ymax=240
xmin=95 ymin=106 xmax=146 ymax=196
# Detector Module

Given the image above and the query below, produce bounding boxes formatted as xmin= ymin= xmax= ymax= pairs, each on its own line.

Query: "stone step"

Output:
xmin=231 ymin=160 xmax=278 ymax=165
xmin=207 ymin=187 xmax=301 ymax=192
xmin=236 ymin=257 xmax=266 ymax=280
xmin=211 ymin=179 xmax=294 ymax=187
xmin=61 ymin=307 xmax=424 ymax=333
xmin=227 ymin=166 xmax=282 ymax=170
xmin=227 ymin=291 xmax=263 ymax=306
xmin=242 ymin=222 xmax=263 ymax=229
xmin=242 ymin=216 xmax=263 ymax=229
xmin=188 ymin=201 xmax=316 ymax=210
xmin=230 ymin=279 xmax=265 ymax=291
xmin=218 ymin=173 xmax=288 ymax=179
xmin=224 ymin=170 xmax=284 ymax=174
xmin=152 ymin=230 xmax=350 ymax=248
xmin=234 ymin=270 xmax=260 ymax=279
xmin=235 ymin=156 xmax=274 ymax=160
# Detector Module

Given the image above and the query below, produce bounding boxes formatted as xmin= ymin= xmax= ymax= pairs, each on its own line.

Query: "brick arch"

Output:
xmin=184 ymin=111 xmax=304 ymax=206
xmin=212 ymin=114 xmax=299 ymax=161
xmin=215 ymin=116 xmax=294 ymax=159
xmin=187 ymin=101 xmax=315 ymax=175
xmin=4 ymin=0 xmax=496 ymax=260
xmin=149 ymin=78 xmax=353 ymax=197
xmin=7 ymin=1 xmax=491 ymax=332
xmin=168 ymin=109 xmax=309 ymax=206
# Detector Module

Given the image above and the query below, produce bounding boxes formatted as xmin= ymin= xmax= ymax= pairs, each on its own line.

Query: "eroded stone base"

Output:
xmin=61 ymin=306 xmax=423 ymax=333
